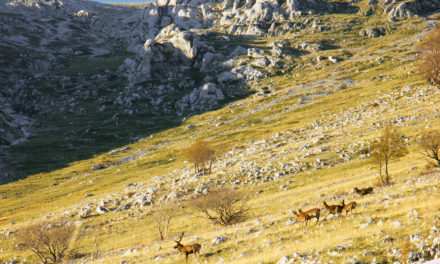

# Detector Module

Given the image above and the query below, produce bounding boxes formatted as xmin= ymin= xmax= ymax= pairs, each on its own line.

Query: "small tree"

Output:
xmin=185 ymin=138 xmax=216 ymax=174
xmin=152 ymin=202 xmax=179 ymax=241
xmin=16 ymin=218 xmax=75 ymax=264
xmin=92 ymin=226 xmax=104 ymax=259
xmin=192 ymin=187 xmax=248 ymax=226
xmin=418 ymin=130 xmax=440 ymax=168
xmin=417 ymin=25 xmax=440 ymax=87
xmin=368 ymin=124 xmax=408 ymax=185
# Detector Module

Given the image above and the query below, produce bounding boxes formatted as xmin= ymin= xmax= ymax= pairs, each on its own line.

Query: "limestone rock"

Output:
xmin=382 ymin=0 xmax=440 ymax=19
xmin=176 ymin=83 xmax=225 ymax=113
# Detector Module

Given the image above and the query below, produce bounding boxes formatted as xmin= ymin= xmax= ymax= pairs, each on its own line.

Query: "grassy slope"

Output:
xmin=1 ymin=8 xmax=440 ymax=264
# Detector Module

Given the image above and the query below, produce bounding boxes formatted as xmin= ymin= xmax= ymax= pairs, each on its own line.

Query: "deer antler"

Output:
xmin=175 ymin=232 xmax=185 ymax=243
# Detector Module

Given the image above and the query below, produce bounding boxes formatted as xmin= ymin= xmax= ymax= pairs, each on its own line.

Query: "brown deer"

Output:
xmin=323 ymin=200 xmax=344 ymax=219
xmin=298 ymin=208 xmax=320 ymax=224
xmin=293 ymin=210 xmax=312 ymax=226
xmin=342 ymin=200 xmax=357 ymax=216
xmin=174 ymin=232 xmax=201 ymax=263
xmin=354 ymin=187 xmax=373 ymax=197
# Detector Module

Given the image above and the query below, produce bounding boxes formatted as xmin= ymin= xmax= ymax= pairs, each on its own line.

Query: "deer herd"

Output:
xmin=293 ymin=186 xmax=373 ymax=226
xmin=173 ymin=186 xmax=373 ymax=262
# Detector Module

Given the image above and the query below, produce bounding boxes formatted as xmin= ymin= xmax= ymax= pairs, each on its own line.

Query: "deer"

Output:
xmin=293 ymin=209 xmax=312 ymax=226
xmin=298 ymin=208 xmax=320 ymax=224
xmin=342 ymin=200 xmax=357 ymax=216
xmin=354 ymin=187 xmax=373 ymax=197
xmin=174 ymin=232 xmax=201 ymax=263
xmin=323 ymin=200 xmax=345 ymax=219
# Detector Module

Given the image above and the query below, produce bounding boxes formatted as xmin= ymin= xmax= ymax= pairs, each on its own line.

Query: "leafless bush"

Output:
xmin=418 ymin=130 xmax=440 ymax=168
xmin=15 ymin=218 xmax=75 ymax=264
xmin=152 ymin=202 xmax=179 ymax=240
xmin=192 ymin=188 xmax=249 ymax=226
xmin=185 ymin=138 xmax=216 ymax=174
xmin=417 ymin=25 xmax=440 ymax=87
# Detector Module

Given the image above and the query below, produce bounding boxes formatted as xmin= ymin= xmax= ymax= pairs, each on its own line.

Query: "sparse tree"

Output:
xmin=92 ymin=226 xmax=104 ymax=260
xmin=15 ymin=218 xmax=75 ymax=264
xmin=152 ymin=202 xmax=179 ymax=241
xmin=185 ymin=138 xmax=216 ymax=174
xmin=368 ymin=124 xmax=408 ymax=185
xmin=417 ymin=25 xmax=440 ymax=87
xmin=192 ymin=187 xmax=248 ymax=226
xmin=418 ymin=130 xmax=440 ymax=168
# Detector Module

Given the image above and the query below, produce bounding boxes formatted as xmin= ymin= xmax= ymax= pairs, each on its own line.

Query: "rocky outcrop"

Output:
xmin=0 ymin=97 xmax=33 ymax=146
xmin=287 ymin=0 xmax=329 ymax=17
xmin=155 ymin=24 xmax=198 ymax=64
xmin=176 ymin=83 xmax=225 ymax=113
xmin=382 ymin=0 xmax=440 ymax=19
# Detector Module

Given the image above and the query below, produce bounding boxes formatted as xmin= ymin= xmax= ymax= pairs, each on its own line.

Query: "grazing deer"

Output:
xmin=354 ymin=187 xmax=373 ymax=197
xmin=323 ymin=200 xmax=344 ymax=219
xmin=293 ymin=210 xmax=312 ymax=226
xmin=174 ymin=232 xmax=201 ymax=263
xmin=298 ymin=208 xmax=320 ymax=224
xmin=342 ymin=200 xmax=357 ymax=216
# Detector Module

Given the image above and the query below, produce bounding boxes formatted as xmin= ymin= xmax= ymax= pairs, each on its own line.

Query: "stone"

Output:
xmin=201 ymin=52 xmax=225 ymax=72
xmin=96 ymin=206 xmax=109 ymax=214
xmin=212 ymin=235 xmax=226 ymax=245
xmin=92 ymin=165 xmax=103 ymax=170
xmin=176 ymin=83 xmax=225 ymax=113
xmin=359 ymin=28 xmax=385 ymax=38
xmin=277 ymin=256 xmax=294 ymax=264
xmin=287 ymin=0 xmax=329 ymax=17
xmin=328 ymin=56 xmax=340 ymax=63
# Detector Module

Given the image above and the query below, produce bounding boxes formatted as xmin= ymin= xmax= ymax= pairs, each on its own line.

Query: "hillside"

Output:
xmin=1 ymin=0 xmax=440 ymax=263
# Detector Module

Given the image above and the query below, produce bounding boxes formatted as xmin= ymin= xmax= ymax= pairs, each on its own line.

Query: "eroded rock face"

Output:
xmin=0 ymin=97 xmax=33 ymax=146
xmin=176 ymin=83 xmax=225 ymax=113
xmin=287 ymin=0 xmax=329 ymax=17
xmin=382 ymin=0 xmax=440 ymax=19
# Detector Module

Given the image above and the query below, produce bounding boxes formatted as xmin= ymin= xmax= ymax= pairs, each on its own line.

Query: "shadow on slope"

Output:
xmin=0 ymin=50 xmax=253 ymax=184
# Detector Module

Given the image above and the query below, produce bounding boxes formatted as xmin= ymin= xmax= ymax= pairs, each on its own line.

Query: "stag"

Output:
xmin=354 ymin=187 xmax=373 ymax=197
xmin=174 ymin=232 xmax=201 ymax=263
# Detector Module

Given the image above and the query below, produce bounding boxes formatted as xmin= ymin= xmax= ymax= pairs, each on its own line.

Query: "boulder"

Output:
xmin=212 ymin=235 xmax=226 ymax=245
xmin=96 ymin=206 xmax=109 ymax=214
xmin=359 ymin=28 xmax=385 ymax=38
xmin=201 ymin=52 xmax=225 ymax=72
xmin=155 ymin=24 xmax=198 ymax=65
xmin=251 ymin=57 xmax=269 ymax=68
xmin=176 ymin=83 xmax=225 ymax=113
xmin=245 ymin=1 xmax=275 ymax=24
xmin=230 ymin=46 xmax=248 ymax=57
xmin=287 ymin=0 xmax=329 ymax=17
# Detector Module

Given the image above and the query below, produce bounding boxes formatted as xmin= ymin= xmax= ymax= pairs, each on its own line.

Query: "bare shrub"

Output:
xmin=368 ymin=124 xmax=408 ymax=185
xmin=15 ymin=218 xmax=75 ymax=264
xmin=185 ymin=138 xmax=216 ymax=174
xmin=418 ymin=130 xmax=440 ymax=168
xmin=417 ymin=25 xmax=440 ymax=87
xmin=192 ymin=187 xmax=248 ymax=226
xmin=152 ymin=202 xmax=179 ymax=240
